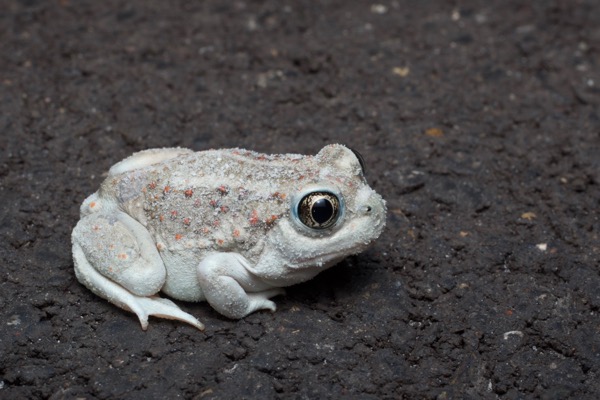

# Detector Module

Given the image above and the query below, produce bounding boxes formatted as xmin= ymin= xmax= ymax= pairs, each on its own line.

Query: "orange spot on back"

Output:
xmin=184 ymin=189 xmax=193 ymax=198
xmin=266 ymin=215 xmax=279 ymax=226
xmin=271 ymin=192 xmax=286 ymax=200
xmin=89 ymin=201 xmax=96 ymax=208
xmin=175 ymin=234 xmax=183 ymax=241
xmin=249 ymin=210 xmax=260 ymax=226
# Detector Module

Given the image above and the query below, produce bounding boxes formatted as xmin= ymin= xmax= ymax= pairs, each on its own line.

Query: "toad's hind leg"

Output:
xmin=72 ymin=212 xmax=204 ymax=330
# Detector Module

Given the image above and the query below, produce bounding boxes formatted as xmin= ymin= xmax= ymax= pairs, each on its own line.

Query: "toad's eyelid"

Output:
xmin=349 ymin=148 xmax=366 ymax=175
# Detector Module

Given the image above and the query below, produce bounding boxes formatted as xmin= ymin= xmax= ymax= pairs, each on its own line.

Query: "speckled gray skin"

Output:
xmin=72 ymin=144 xmax=386 ymax=330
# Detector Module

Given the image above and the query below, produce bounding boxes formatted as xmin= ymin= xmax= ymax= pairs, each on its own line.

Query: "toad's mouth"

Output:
xmin=289 ymin=242 xmax=372 ymax=269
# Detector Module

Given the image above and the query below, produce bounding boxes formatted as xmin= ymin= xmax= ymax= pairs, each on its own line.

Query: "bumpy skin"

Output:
xmin=72 ymin=144 xmax=386 ymax=330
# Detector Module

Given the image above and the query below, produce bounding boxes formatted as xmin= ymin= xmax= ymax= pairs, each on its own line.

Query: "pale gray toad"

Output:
xmin=72 ymin=144 xmax=386 ymax=330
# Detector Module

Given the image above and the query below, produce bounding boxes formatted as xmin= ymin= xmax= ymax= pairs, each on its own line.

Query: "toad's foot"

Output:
xmin=244 ymin=287 xmax=286 ymax=313
xmin=129 ymin=296 xmax=205 ymax=331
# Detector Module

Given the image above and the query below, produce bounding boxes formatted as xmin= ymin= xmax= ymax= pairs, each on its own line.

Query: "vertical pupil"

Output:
xmin=312 ymin=198 xmax=333 ymax=225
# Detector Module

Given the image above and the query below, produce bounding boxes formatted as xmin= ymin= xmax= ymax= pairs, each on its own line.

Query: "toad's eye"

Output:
xmin=297 ymin=191 xmax=340 ymax=229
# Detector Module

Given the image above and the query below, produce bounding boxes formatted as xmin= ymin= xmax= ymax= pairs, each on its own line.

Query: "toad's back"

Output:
xmin=99 ymin=148 xmax=319 ymax=260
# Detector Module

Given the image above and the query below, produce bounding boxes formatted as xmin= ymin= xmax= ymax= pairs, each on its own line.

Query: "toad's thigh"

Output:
xmin=72 ymin=212 xmax=165 ymax=296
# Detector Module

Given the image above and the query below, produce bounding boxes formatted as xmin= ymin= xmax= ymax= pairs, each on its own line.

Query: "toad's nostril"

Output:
xmin=366 ymin=206 xmax=372 ymax=212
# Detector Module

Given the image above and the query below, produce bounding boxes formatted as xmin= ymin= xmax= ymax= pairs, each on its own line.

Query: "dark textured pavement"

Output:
xmin=1 ymin=1 xmax=599 ymax=398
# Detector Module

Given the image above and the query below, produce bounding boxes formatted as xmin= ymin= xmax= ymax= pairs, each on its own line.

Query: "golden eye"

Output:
xmin=297 ymin=191 xmax=340 ymax=229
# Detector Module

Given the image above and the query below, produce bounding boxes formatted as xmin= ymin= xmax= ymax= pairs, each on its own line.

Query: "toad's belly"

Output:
xmin=159 ymin=251 xmax=206 ymax=302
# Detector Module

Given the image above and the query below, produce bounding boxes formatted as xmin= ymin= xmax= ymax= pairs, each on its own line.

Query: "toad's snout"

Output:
xmin=355 ymin=188 xmax=387 ymax=235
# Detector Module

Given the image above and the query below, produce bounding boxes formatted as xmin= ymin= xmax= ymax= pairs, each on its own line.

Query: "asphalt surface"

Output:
xmin=1 ymin=1 xmax=599 ymax=399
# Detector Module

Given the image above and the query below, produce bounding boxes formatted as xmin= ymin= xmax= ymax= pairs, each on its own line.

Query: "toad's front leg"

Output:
xmin=197 ymin=253 xmax=285 ymax=319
